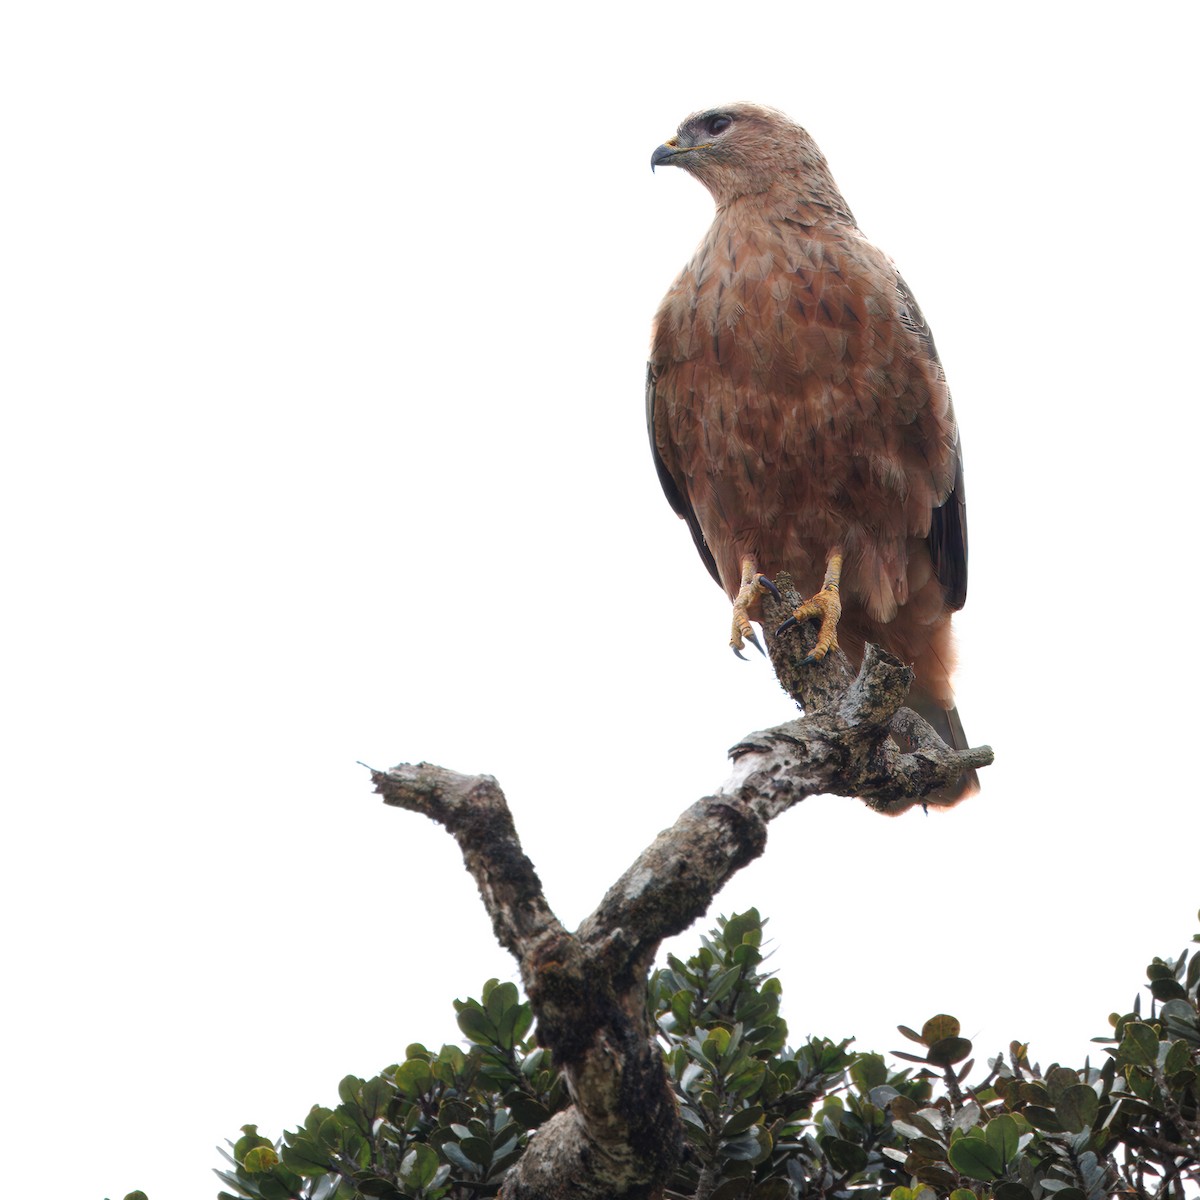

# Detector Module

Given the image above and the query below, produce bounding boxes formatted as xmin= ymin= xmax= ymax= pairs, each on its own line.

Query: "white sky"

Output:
xmin=3 ymin=3 xmax=1198 ymax=1197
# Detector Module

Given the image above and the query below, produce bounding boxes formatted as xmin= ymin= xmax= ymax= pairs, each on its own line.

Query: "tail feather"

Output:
xmin=908 ymin=690 xmax=979 ymax=807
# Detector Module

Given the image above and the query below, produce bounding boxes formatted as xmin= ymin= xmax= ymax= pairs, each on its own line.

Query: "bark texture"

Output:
xmin=373 ymin=606 xmax=992 ymax=1197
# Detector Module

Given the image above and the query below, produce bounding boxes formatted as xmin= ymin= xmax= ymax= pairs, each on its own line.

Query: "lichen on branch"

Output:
xmin=372 ymin=632 xmax=992 ymax=1198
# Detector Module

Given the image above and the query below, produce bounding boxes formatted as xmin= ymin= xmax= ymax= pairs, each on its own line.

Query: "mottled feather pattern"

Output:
xmin=648 ymin=103 xmax=974 ymax=800
xmin=653 ymin=215 xmax=956 ymax=613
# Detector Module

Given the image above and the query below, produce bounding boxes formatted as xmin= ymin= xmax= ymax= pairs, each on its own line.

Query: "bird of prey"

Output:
xmin=648 ymin=103 xmax=975 ymax=802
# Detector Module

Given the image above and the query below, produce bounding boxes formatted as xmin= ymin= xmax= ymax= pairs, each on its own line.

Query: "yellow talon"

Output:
xmin=730 ymin=556 xmax=775 ymax=657
xmin=778 ymin=549 xmax=844 ymax=663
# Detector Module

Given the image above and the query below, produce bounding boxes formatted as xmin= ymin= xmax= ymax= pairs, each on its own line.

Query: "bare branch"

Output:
xmin=372 ymin=763 xmax=565 ymax=965
xmin=374 ymin=622 xmax=993 ymax=1198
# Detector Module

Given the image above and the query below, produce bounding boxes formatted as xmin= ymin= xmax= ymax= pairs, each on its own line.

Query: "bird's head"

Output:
xmin=651 ymin=102 xmax=848 ymax=214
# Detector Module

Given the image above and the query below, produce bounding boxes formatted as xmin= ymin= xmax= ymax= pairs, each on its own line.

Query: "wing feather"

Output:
xmin=894 ymin=273 xmax=968 ymax=611
xmin=645 ymin=363 xmax=721 ymax=586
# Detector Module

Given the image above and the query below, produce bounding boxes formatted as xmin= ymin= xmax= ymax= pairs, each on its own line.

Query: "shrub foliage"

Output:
xmin=211 ymin=911 xmax=1199 ymax=1200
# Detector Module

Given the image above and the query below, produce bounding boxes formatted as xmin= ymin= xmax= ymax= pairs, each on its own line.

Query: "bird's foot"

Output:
xmin=776 ymin=583 xmax=842 ymax=665
xmin=730 ymin=572 xmax=781 ymax=659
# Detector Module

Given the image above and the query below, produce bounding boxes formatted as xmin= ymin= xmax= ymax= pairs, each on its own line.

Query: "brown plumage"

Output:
xmin=648 ymin=103 xmax=975 ymax=804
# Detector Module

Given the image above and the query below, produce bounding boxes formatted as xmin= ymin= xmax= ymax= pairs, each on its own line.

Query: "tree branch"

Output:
xmin=370 ymin=763 xmax=565 ymax=964
xmin=373 ymin=619 xmax=993 ymax=1198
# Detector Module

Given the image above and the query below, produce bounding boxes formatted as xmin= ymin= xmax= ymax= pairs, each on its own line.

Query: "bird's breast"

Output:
xmin=650 ymin=219 xmax=957 ymax=596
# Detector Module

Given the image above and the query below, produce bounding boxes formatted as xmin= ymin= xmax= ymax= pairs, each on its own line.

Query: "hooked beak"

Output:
xmin=651 ymin=135 xmax=712 ymax=173
xmin=651 ymin=140 xmax=682 ymax=172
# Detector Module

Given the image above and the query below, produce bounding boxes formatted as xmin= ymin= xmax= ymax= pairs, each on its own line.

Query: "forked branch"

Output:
xmin=372 ymin=628 xmax=992 ymax=1198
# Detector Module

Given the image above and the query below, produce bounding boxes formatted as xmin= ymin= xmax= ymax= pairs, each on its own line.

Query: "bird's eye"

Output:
xmin=705 ymin=114 xmax=732 ymax=136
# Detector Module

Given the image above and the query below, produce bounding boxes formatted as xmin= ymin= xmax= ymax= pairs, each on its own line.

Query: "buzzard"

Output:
xmin=648 ymin=103 xmax=975 ymax=802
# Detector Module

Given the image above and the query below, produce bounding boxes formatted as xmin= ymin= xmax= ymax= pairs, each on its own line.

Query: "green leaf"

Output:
xmin=512 ymin=1002 xmax=534 ymax=1045
xmin=723 ymin=909 xmax=762 ymax=949
xmin=709 ymin=1180 xmax=750 ymax=1200
xmin=921 ymin=1015 xmax=961 ymax=1044
xmin=1150 ymin=977 xmax=1188 ymax=1002
xmin=1022 ymin=1105 xmax=1062 ymax=1133
xmin=458 ymin=1135 xmax=492 ymax=1165
xmin=360 ymin=1076 xmax=394 ymax=1120
xmin=750 ymin=1180 xmax=791 ymax=1200
xmin=233 ymin=1124 xmax=273 ymax=1161
xmin=912 ymin=1164 xmax=958 ymax=1192
xmin=720 ymin=1131 xmax=763 ymax=1162
xmin=947 ymin=1136 xmax=1003 ymax=1181
xmin=1125 ymin=1065 xmax=1155 ymax=1099
xmin=984 ymin=1113 xmax=1019 ymax=1164
xmin=1057 ymin=1083 xmax=1099 ymax=1132
xmin=709 ymin=966 xmax=743 ymax=1005
xmin=442 ymin=1141 xmax=481 ymax=1174
xmin=1165 ymin=1038 xmax=1192 ymax=1075
xmin=343 ymin=1130 xmax=370 ymax=1169
xmin=1078 ymin=1150 xmax=1106 ymax=1197
xmin=438 ymin=1043 xmax=466 ymax=1072
xmin=908 ymin=1136 xmax=948 ymax=1162
xmin=280 ymin=1136 xmax=333 ymax=1176
xmin=702 ymin=1027 xmax=731 ymax=1063
xmin=509 ymin=1095 xmax=552 ymax=1129
xmin=851 ymin=1053 xmax=889 ymax=1090
xmin=894 ymin=1106 xmax=943 ymax=1139
xmin=993 ymin=1185 xmax=1035 ymax=1200
xmin=316 ymin=1114 xmax=347 ymax=1150
xmin=395 ymin=1058 xmax=433 ymax=1094
xmin=438 ymin=1100 xmax=473 ymax=1128
xmin=1044 ymin=1066 xmax=1079 ymax=1101
xmin=496 ymin=1002 xmax=524 ymax=1050
xmin=824 ymin=1136 xmax=868 ymax=1173
xmin=670 ymin=989 xmax=693 ymax=1028
xmin=722 ymin=1105 xmax=764 ymax=1136
xmin=455 ymin=1002 xmax=497 ymax=1045
xmin=949 ymin=1191 xmax=979 ymax=1200
xmin=302 ymin=1106 xmax=333 ymax=1136
xmin=1162 ymin=999 xmax=1200 ymax=1044
xmin=399 ymin=1144 xmax=439 ymax=1188
xmin=731 ymin=942 xmax=763 ymax=968
xmin=892 ymin=1050 xmax=933 ymax=1065
xmin=951 ymin=1101 xmax=982 ymax=1133
xmin=728 ymin=1058 xmax=767 ymax=1099
xmin=242 ymin=1145 xmax=278 ymax=1173
xmin=485 ymin=980 xmax=519 ymax=1024
xmin=1117 ymin=1021 xmax=1159 ymax=1067
xmin=926 ymin=1036 xmax=973 ymax=1067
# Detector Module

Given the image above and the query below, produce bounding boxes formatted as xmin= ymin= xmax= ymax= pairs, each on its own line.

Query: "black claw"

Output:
xmin=800 ymin=653 xmax=816 ymax=667
xmin=759 ymin=576 xmax=781 ymax=603
xmin=732 ymin=645 xmax=748 ymax=661
xmin=744 ymin=628 xmax=766 ymax=657
xmin=776 ymin=616 xmax=798 ymax=636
